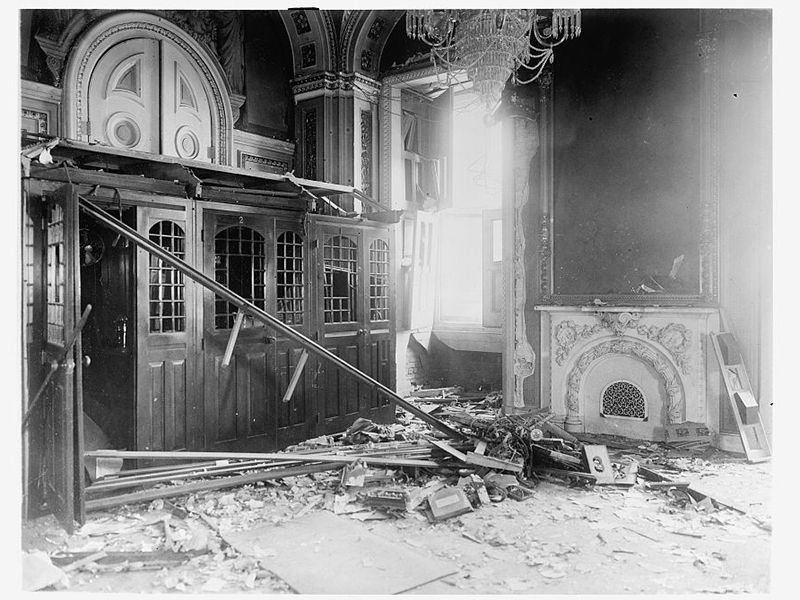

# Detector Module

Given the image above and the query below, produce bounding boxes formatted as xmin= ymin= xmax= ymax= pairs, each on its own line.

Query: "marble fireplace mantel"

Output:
xmin=534 ymin=305 xmax=720 ymax=441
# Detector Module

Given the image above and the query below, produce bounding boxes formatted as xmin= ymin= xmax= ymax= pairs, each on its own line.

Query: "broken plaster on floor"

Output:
xmin=21 ymin=451 xmax=771 ymax=595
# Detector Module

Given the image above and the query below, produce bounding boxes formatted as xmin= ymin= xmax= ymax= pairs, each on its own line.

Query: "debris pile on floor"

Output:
xmin=23 ymin=386 xmax=772 ymax=593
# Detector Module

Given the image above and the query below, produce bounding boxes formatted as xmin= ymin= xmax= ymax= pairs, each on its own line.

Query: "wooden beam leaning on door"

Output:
xmin=282 ymin=349 xmax=309 ymax=404
xmin=78 ymin=196 xmax=466 ymax=442
xmin=221 ymin=309 xmax=246 ymax=368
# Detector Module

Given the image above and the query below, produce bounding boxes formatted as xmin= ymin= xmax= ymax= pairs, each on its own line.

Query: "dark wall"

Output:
xmin=427 ymin=335 xmax=502 ymax=392
xmin=379 ymin=14 xmax=431 ymax=76
xmin=20 ymin=9 xmax=59 ymax=85
xmin=240 ymin=11 xmax=294 ymax=139
xmin=552 ymin=9 xmax=703 ymax=296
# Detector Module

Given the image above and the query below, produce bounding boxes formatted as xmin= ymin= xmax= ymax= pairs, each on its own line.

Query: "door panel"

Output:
xmin=315 ymin=222 xmax=394 ymax=433
xmin=87 ymin=37 xmax=213 ymax=162
xmin=364 ymin=230 xmax=394 ymax=414
xmin=136 ymin=206 xmax=198 ymax=451
xmin=274 ymin=226 xmax=314 ymax=446
xmin=41 ymin=184 xmax=83 ymax=531
xmin=203 ymin=212 xmax=277 ymax=451
xmin=87 ymin=38 xmax=160 ymax=152
xmin=160 ymin=42 xmax=213 ymax=162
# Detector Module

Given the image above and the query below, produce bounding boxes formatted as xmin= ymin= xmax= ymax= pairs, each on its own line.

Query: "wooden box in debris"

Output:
xmin=427 ymin=487 xmax=473 ymax=521
xmin=663 ymin=422 xmax=713 ymax=445
xmin=362 ymin=489 xmax=410 ymax=510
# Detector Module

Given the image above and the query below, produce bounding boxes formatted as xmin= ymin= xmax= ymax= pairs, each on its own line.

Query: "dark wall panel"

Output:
xmin=552 ymin=9 xmax=703 ymax=296
xmin=241 ymin=11 xmax=294 ymax=139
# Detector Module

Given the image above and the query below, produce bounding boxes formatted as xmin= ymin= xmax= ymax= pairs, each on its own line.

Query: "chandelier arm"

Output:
xmin=531 ymin=26 xmax=569 ymax=50
xmin=517 ymin=48 xmax=554 ymax=70
xmin=514 ymin=57 xmax=551 ymax=85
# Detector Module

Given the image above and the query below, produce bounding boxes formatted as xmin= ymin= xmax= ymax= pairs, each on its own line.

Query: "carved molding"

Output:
xmin=163 ymin=10 xmax=217 ymax=49
xmin=291 ymin=71 xmax=380 ymax=98
xmin=303 ymin=108 xmax=318 ymax=179
xmin=596 ymin=311 xmax=642 ymax=336
xmin=566 ymin=339 xmax=685 ymax=427
xmin=508 ymin=115 xmax=539 ymax=408
xmin=698 ymin=26 xmax=720 ymax=304
xmin=360 ymin=109 xmax=373 ymax=196
xmin=230 ymin=93 xmax=246 ymax=126
xmin=21 ymin=109 xmax=48 ymax=134
xmin=553 ymin=320 xmax=602 ymax=366
xmin=636 ymin=322 xmax=691 ymax=375
xmin=34 ymin=36 xmax=68 ymax=87
xmin=240 ymin=153 xmax=289 ymax=174
xmin=379 ymin=83 xmax=394 ymax=205
xmin=553 ymin=313 xmax=690 ymax=375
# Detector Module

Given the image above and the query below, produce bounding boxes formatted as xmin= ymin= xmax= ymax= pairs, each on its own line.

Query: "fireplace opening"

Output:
xmin=600 ymin=380 xmax=648 ymax=421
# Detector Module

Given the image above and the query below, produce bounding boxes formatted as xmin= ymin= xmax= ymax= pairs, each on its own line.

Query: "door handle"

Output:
xmin=264 ymin=335 xmax=277 ymax=344
xmin=357 ymin=329 xmax=367 ymax=336
xmin=82 ymin=355 xmax=92 ymax=368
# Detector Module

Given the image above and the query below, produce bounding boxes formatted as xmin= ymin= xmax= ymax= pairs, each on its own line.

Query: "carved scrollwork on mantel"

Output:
xmin=553 ymin=312 xmax=691 ymax=376
xmin=636 ymin=322 xmax=691 ymax=375
xmin=554 ymin=320 xmax=602 ymax=366
xmin=565 ymin=339 xmax=684 ymax=427
xmin=596 ymin=311 xmax=642 ymax=336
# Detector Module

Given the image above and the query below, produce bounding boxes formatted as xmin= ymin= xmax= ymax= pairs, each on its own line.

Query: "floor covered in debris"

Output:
xmin=21 ymin=391 xmax=773 ymax=595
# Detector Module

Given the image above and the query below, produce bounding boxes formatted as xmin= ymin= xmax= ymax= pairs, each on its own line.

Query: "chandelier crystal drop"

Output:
xmin=406 ymin=9 xmax=582 ymax=109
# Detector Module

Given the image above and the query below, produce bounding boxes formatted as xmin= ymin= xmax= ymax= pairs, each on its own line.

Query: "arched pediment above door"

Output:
xmin=62 ymin=11 xmax=234 ymax=165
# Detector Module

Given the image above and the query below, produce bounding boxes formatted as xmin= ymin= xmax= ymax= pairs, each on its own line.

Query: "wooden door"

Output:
xmin=202 ymin=211 xmax=278 ymax=451
xmin=41 ymin=184 xmax=83 ymax=531
xmin=135 ymin=205 xmax=199 ymax=451
xmin=87 ymin=38 xmax=160 ymax=152
xmin=363 ymin=229 xmax=395 ymax=418
xmin=315 ymin=223 xmax=394 ymax=433
xmin=160 ymin=42 xmax=213 ymax=162
xmin=274 ymin=223 xmax=316 ymax=447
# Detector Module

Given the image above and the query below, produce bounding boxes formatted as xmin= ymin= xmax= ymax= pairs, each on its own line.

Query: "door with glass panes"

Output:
xmin=136 ymin=204 xmax=199 ymax=452
xmin=201 ymin=209 xmax=313 ymax=451
xmin=314 ymin=221 xmax=394 ymax=433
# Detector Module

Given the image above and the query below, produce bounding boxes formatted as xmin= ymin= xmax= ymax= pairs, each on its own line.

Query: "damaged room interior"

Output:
xmin=18 ymin=6 xmax=774 ymax=595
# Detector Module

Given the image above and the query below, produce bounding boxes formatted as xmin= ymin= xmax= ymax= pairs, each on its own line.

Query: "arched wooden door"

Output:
xmin=86 ymin=37 xmax=213 ymax=162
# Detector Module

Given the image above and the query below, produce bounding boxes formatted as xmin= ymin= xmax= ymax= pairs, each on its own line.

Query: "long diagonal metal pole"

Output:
xmin=78 ymin=196 xmax=466 ymax=441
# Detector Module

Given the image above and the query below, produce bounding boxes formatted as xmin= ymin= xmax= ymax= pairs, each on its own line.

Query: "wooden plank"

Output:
xmin=464 ymin=451 xmax=523 ymax=473
xmin=85 ymin=463 xmax=335 ymax=512
xmin=221 ymin=310 xmax=245 ymax=367
xmin=87 ymin=460 xmax=300 ymax=493
xmin=711 ymin=332 xmax=771 ymax=462
xmin=530 ymin=467 xmax=597 ymax=483
xmin=428 ymin=439 xmax=468 ymax=462
xmin=30 ymin=165 xmax=185 ymax=196
xmin=85 ymin=449 xmax=443 ymax=468
xmin=282 ymin=349 xmax=309 ymax=403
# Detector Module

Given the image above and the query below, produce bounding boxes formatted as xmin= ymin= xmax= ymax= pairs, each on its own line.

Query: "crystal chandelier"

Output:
xmin=406 ymin=9 xmax=581 ymax=109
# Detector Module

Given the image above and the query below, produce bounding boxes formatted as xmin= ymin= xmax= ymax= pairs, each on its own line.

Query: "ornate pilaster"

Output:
xmin=698 ymin=26 xmax=720 ymax=304
xmin=503 ymin=91 xmax=539 ymax=410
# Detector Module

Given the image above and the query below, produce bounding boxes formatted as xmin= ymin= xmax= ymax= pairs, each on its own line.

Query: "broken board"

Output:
xmin=711 ymin=332 xmax=771 ymax=462
xmin=221 ymin=511 xmax=456 ymax=594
